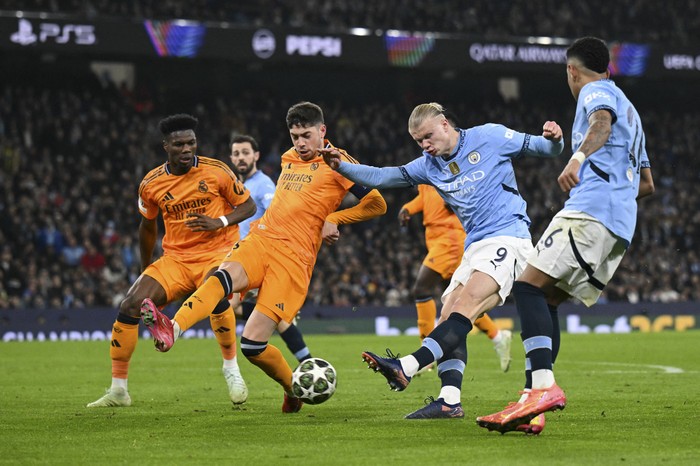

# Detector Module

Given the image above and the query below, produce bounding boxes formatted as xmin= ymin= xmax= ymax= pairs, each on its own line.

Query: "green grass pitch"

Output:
xmin=1 ymin=331 xmax=699 ymax=465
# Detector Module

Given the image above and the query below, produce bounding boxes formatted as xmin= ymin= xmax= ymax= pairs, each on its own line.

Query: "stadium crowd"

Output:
xmin=1 ymin=66 xmax=698 ymax=310
xmin=4 ymin=0 xmax=700 ymax=45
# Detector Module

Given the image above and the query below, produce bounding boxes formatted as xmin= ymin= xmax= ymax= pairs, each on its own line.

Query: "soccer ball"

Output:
xmin=291 ymin=358 xmax=337 ymax=405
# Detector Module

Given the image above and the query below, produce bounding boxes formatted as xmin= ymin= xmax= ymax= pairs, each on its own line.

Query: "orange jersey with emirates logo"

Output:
xmin=402 ymin=184 xmax=466 ymax=246
xmin=138 ymin=155 xmax=250 ymax=257
xmin=252 ymin=140 xmax=355 ymax=265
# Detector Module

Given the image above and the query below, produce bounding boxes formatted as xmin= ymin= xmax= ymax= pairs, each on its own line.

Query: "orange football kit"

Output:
xmin=139 ymin=156 xmax=249 ymax=301
xmin=166 ymin=141 xmax=385 ymax=398
xmin=109 ymin=155 xmax=250 ymax=380
xmin=172 ymin=141 xmax=386 ymax=331
xmin=402 ymin=184 xmax=466 ymax=280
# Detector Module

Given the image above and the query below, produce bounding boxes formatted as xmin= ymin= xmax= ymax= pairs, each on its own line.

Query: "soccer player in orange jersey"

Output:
xmin=400 ymin=184 xmax=513 ymax=373
xmin=141 ymin=102 xmax=387 ymax=413
xmin=228 ymin=134 xmax=314 ymax=364
xmin=87 ymin=114 xmax=256 ymax=408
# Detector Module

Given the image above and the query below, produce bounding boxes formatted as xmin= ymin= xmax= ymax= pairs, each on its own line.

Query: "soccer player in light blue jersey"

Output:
xmin=477 ymin=37 xmax=655 ymax=435
xmin=229 ymin=135 xmax=313 ymax=363
xmin=321 ymin=102 xmax=564 ymax=419
xmin=231 ymin=135 xmax=275 ymax=241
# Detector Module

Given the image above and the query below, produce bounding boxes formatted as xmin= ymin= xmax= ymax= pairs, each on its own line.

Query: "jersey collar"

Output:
xmin=441 ymin=129 xmax=465 ymax=162
xmin=165 ymin=155 xmax=199 ymax=175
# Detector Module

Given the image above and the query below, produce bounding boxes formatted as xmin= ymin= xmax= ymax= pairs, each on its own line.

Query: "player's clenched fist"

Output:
xmin=542 ymin=121 xmax=563 ymax=142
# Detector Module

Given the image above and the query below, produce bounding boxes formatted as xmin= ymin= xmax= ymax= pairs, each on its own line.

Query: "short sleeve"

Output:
xmin=480 ymin=124 xmax=529 ymax=159
xmin=138 ymin=183 xmax=159 ymax=219
xmin=581 ymin=84 xmax=618 ymax=124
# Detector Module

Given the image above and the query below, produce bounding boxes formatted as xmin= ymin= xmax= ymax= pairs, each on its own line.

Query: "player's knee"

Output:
xmin=218 ymin=262 xmax=249 ymax=291
xmin=118 ymin=294 xmax=142 ymax=318
xmin=212 ymin=269 xmax=233 ymax=296
xmin=413 ymin=279 xmax=434 ymax=298
xmin=240 ymin=336 xmax=267 ymax=358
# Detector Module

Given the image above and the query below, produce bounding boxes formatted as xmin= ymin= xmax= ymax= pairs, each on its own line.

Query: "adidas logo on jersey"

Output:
xmin=275 ymin=303 xmax=285 ymax=311
xmin=163 ymin=191 xmax=175 ymax=202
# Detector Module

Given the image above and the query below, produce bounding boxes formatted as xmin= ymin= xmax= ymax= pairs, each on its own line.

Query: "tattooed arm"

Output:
xmin=557 ymin=109 xmax=613 ymax=193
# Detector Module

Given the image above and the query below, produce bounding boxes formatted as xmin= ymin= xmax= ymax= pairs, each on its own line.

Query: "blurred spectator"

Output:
xmin=61 ymin=234 xmax=85 ymax=267
xmin=35 ymin=220 xmax=65 ymax=255
xmin=80 ymin=242 xmax=106 ymax=274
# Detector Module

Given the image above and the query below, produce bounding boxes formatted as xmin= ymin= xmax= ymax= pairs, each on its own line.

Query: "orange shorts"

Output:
xmin=423 ymin=236 xmax=464 ymax=279
xmin=143 ymin=250 xmax=228 ymax=302
xmin=222 ymin=234 xmax=313 ymax=324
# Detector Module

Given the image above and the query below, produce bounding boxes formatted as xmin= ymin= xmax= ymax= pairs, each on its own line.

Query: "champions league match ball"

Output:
xmin=291 ymin=358 xmax=337 ymax=404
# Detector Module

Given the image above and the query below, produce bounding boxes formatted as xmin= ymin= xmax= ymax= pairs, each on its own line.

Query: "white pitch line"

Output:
xmin=572 ymin=361 xmax=684 ymax=374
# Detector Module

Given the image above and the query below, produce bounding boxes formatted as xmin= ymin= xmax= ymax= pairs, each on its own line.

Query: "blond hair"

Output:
xmin=408 ymin=102 xmax=445 ymax=131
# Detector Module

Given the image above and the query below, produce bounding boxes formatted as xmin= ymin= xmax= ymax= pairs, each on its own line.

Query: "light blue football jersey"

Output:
xmin=239 ymin=169 xmax=275 ymax=239
xmin=566 ymin=79 xmax=650 ymax=245
xmin=402 ymin=125 xmax=535 ymax=249
xmin=337 ymin=124 xmax=562 ymax=250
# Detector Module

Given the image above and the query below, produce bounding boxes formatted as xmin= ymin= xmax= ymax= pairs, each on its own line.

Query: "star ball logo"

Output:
xmin=252 ymin=29 xmax=275 ymax=59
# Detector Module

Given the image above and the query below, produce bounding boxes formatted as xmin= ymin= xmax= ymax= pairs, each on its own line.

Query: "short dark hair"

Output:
xmin=286 ymin=102 xmax=324 ymax=129
xmin=231 ymin=134 xmax=259 ymax=152
xmin=566 ymin=37 xmax=609 ymax=74
xmin=158 ymin=114 xmax=198 ymax=137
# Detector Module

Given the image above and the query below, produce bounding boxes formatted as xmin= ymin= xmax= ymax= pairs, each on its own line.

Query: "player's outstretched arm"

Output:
xmin=326 ymin=188 xmax=387 ymax=229
xmin=320 ymin=147 xmax=411 ymax=189
xmin=522 ymin=120 xmax=565 ymax=158
xmin=323 ymin=187 xmax=387 ymax=245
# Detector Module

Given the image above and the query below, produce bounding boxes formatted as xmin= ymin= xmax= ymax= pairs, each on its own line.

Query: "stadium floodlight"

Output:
xmin=386 ymin=29 xmax=411 ymax=37
xmin=527 ymin=36 xmax=571 ymax=46
xmin=173 ymin=19 xmax=200 ymax=26
xmin=350 ymin=27 xmax=371 ymax=36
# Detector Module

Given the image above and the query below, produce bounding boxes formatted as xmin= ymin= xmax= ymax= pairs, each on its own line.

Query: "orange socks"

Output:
xmin=210 ymin=306 xmax=237 ymax=360
xmin=174 ymin=276 xmax=227 ymax=332
xmin=109 ymin=320 xmax=139 ymax=379
xmin=247 ymin=344 xmax=293 ymax=393
xmin=474 ymin=313 xmax=499 ymax=339
xmin=416 ymin=298 xmax=437 ymax=341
